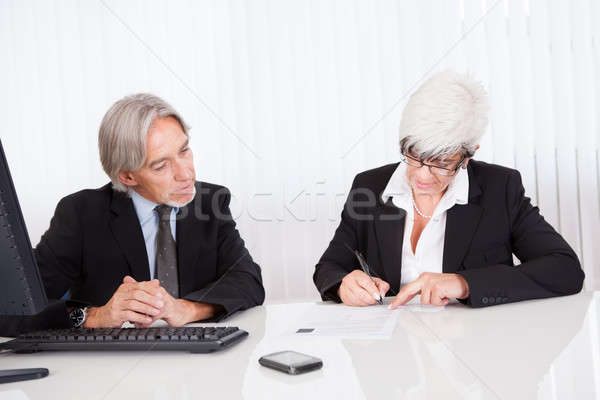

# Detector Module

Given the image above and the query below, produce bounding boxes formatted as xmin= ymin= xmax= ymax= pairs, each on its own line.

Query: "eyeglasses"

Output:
xmin=400 ymin=153 xmax=466 ymax=176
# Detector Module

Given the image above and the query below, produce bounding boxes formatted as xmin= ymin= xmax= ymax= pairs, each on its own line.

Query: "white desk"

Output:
xmin=1 ymin=292 xmax=598 ymax=400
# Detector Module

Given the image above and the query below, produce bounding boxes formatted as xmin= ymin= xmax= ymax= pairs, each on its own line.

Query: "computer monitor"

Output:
xmin=0 ymin=138 xmax=51 ymax=384
xmin=0 ymin=138 xmax=48 ymax=316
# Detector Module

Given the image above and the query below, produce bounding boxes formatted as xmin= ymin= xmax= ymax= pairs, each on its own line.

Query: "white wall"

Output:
xmin=1 ymin=0 xmax=599 ymax=303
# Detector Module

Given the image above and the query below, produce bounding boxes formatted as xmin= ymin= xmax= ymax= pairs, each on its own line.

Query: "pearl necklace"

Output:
xmin=411 ymin=195 xmax=432 ymax=219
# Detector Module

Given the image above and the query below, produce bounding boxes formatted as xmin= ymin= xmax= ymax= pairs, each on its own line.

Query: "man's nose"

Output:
xmin=173 ymin=160 xmax=193 ymax=180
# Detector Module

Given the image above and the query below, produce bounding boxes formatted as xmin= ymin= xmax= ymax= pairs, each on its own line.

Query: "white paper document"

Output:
xmin=288 ymin=304 xmax=400 ymax=339
xmin=403 ymin=303 xmax=446 ymax=313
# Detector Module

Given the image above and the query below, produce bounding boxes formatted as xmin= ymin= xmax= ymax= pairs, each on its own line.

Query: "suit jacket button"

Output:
xmin=496 ymin=297 xmax=503 ymax=304
xmin=503 ymin=297 xmax=508 ymax=302
xmin=489 ymin=297 xmax=495 ymax=304
xmin=481 ymin=297 xmax=488 ymax=304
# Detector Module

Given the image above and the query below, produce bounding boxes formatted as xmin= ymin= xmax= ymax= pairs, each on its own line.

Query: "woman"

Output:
xmin=313 ymin=70 xmax=584 ymax=308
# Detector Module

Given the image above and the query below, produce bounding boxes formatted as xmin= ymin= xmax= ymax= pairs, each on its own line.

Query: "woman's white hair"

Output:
xmin=399 ymin=70 xmax=489 ymax=160
xmin=98 ymin=93 xmax=190 ymax=192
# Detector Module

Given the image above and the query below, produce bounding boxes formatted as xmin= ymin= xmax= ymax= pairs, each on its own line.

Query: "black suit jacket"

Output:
xmin=313 ymin=160 xmax=584 ymax=307
xmin=34 ymin=181 xmax=264 ymax=318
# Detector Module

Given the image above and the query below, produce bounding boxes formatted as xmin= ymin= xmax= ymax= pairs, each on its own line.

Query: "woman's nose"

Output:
xmin=415 ymin=164 xmax=435 ymax=180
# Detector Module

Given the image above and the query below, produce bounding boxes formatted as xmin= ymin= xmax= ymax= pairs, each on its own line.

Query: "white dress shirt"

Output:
xmin=129 ymin=190 xmax=179 ymax=280
xmin=381 ymin=162 xmax=469 ymax=289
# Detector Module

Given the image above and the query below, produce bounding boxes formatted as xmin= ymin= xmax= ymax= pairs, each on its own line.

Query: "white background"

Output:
xmin=1 ymin=0 xmax=599 ymax=302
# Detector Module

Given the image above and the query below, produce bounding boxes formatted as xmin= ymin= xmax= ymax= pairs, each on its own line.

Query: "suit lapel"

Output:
xmin=109 ymin=191 xmax=150 ymax=281
xmin=443 ymin=204 xmax=483 ymax=273
xmin=373 ymin=199 xmax=407 ymax=294
xmin=443 ymin=166 xmax=484 ymax=273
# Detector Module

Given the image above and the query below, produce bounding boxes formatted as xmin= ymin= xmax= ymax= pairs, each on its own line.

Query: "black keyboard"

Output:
xmin=1 ymin=326 xmax=248 ymax=354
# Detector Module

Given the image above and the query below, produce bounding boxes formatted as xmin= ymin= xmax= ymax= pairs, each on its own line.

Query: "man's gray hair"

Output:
xmin=98 ymin=93 xmax=190 ymax=192
xmin=399 ymin=70 xmax=489 ymax=160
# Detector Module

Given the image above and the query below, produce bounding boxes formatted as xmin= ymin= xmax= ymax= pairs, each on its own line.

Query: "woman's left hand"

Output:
xmin=389 ymin=272 xmax=469 ymax=308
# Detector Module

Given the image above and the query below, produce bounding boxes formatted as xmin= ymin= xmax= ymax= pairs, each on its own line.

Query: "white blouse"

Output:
xmin=381 ymin=162 xmax=470 ymax=289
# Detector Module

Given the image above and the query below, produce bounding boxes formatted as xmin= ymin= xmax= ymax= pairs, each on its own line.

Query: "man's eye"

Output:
xmin=154 ymin=164 xmax=166 ymax=171
xmin=181 ymin=147 xmax=189 ymax=153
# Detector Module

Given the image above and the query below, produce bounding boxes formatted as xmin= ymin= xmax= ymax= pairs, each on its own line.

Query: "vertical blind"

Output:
xmin=0 ymin=0 xmax=599 ymax=304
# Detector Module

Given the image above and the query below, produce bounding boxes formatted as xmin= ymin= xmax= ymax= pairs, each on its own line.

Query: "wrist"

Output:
xmin=178 ymin=299 xmax=220 ymax=324
xmin=83 ymin=307 xmax=101 ymax=328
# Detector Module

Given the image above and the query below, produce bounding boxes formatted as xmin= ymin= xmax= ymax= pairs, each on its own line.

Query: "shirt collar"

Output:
xmin=129 ymin=189 xmax=159 ymax=224
xmin=381 ymin=162 xmax=413 ymax=203
xmin=381 ymin=162 xmax=470 ymax=205
xmin=450 ymin=164 xmax=469 ymax=205
xmin=129 ymin=190 xmax=180 ymax=223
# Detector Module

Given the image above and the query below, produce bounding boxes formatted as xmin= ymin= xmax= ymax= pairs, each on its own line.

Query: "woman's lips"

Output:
xmin=415 ymin=180 xmax=434 ymax=189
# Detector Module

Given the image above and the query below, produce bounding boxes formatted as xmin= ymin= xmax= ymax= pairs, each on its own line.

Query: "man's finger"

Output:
xmin=123 ymin=299 xmax=162 ymax=317
xmin=134 ymin=319 xmax=156 ymax=329
xmin=389 ymin=281 xmax=421 ymax=309
xmin=129 ymin=289 xmax=165 ymax=309
xmin=134 ymin=323 xmax=152 ymax=329
xmin=123 ymin=275 xmax=136 ymax=284
xmin=139 ymin=279 xmax=162 ymax=290
xmin=123 ymin=310 xmax=152 ymax=325
xmin=125 ymin=281 xmax=164 ymax=298
xmin=156 ymin=285 xmax=178 ymax=302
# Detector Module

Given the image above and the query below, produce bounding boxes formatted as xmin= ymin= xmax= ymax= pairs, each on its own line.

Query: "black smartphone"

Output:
xmin=258 ymin=351 xmax=323 ymax=375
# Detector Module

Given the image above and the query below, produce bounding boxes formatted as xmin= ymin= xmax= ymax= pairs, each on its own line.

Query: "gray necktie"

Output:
xmin=155 ymin=205 xmax=179 ymax=298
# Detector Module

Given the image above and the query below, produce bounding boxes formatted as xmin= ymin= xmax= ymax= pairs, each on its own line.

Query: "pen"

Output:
xmin=343 ymin=243 xmax=383 ymax=305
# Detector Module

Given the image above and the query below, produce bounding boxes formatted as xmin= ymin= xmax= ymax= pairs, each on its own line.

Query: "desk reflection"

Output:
xmin=412 ymin=292 xmax=595 ymax=400
xmin=103 ymin=307 xmax=267 ymax=399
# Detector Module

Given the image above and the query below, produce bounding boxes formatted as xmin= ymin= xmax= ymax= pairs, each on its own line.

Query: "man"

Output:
xmin=34 ymin=93 xmax=264 ymax=329
xmin=314 ymin=70 xmax=584 ymax=308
